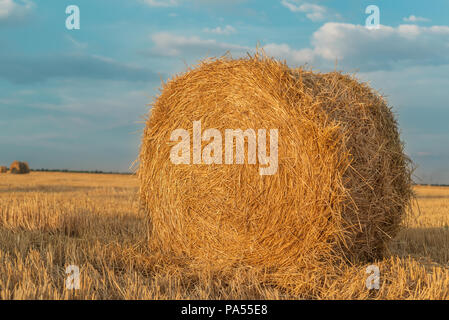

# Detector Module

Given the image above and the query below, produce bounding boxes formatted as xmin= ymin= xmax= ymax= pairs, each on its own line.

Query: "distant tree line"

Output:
xmin=10 ymin=168 xmax=449 ymax=185
xmin=32 ymin=168 xmax=133 ymax=175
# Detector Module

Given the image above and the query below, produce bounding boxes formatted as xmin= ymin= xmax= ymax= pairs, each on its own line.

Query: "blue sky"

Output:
xmin=0 ymin=0 xmax=448 ymax=183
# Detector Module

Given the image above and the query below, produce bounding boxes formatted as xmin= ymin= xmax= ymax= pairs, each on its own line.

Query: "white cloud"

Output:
xmin=314 ymin=23 xmax=449 ymax=70
xmin=0 ymin=0 xmax=15 ymax=18
xmin=149 ymin=22 xmax=449 ymax=72
xmin=65 ymin=35 xmax=88 ymax=50
xmin=142 ymin=0 xmax=178 ymax=7
xmin=403 ymin=15 xmax=430 ymax=23
xmin=262 ymin=23 xmax=449 ymax=71
xmin=150 ymin=32 xmax=249 ymax=57
xmin=0 ymin=0 xmax=33 ymax=21
xmin=203 ymin=25 xmax=236 ymax=35
xmin=141 ymin=0 xmax=247 ymax=8
xmin=262 ymin=43 xmax=315 ymax=66
xmin=281 ymin=0 xmax=331 ymax=22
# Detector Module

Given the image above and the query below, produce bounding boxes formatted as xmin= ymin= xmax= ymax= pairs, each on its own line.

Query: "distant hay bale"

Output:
xmin=138 ymin=54 xmax=412 ymax=273
xmin=0 ymin=166 xmax=7 ymax=173
xmin=9 ymin=161 xmax=30 ymax=174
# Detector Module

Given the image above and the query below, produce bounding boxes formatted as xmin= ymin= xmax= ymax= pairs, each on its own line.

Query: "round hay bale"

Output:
xmin=138 ymin=55 xmax=412 ymax=272
xmin=10 ymin=161 xmax=30 ymax=174
xmin=0 ymin=166 xmax=7 ymax=173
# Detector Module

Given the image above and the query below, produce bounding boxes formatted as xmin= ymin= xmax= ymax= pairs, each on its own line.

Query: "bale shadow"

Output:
xmin=0 ymin=212 xmax=146 ymax=242
xmin=389 ymin=226 xmax=449 ymax=267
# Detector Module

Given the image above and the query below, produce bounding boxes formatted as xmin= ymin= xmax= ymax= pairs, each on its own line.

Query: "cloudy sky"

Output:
xmin=0 ymin=0 xmax=448 ymax=183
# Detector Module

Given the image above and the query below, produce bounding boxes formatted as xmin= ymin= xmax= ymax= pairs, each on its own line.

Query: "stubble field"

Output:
xmin=0 ymin=172 xmax=448 ymax=299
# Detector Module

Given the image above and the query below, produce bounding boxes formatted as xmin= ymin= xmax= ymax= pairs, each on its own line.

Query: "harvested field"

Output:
xmin=0 ymin=172 xmax=447 ymax=299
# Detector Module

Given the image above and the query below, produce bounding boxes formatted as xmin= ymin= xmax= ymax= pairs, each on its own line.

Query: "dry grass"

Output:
xmin=0 ymin=172 xmax=447 ymax=299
